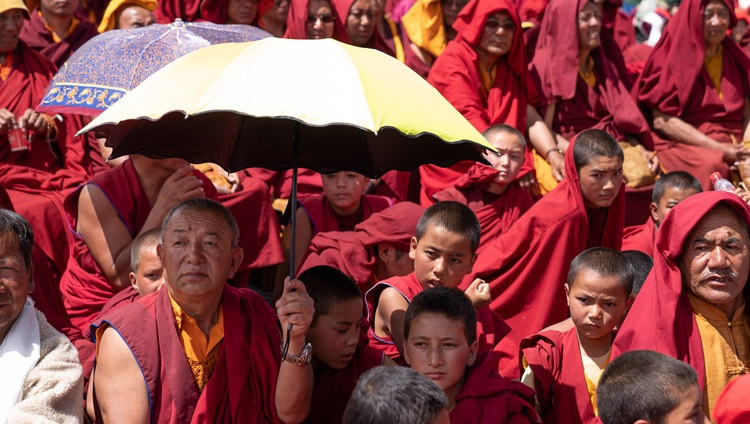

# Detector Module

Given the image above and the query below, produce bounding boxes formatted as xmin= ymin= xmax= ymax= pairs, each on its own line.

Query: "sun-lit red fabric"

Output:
xmin=633 ymin=0 xmax=750 ymax=189
xmin=329 ymin=0 xmax=356 ymax=42
xmin=612 ymin=191 xmax=750 ymax=389
xmin=464 ymin=136 xmax=625 ymax=378
xmin=283 ymin=0 xmax=311 ymax=39
xmin=529 ymin=0 xmax=652 ymax=148
xmin=200 ymin=0 xmax=259 ymax=24
xmin=297 ymin=193 xmax=392 ymax=234
xmin=713 ymin=374 xmax=750 ymax=424
xmin=520 ymin=328 xmax=597 ymax=424
xmin=621 ymin=217 xmax=656 ymax=256
xmin=434 ymin=163 xmax=535 ymax=253
xmin=449 ymin=350 xmax=540 ymax=423
xmin=298 ymin=201 xmax=424 ymax=292
xmin=20 ymin=9 xmax=98 ymax=68
xmin=153 ymin=0 xmax=202 ymax=23
xmin=421 ymin=0 xmax=535 ymax=205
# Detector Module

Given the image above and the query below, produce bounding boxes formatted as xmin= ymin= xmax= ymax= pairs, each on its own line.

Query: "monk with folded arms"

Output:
xmin=92 ymin=198 xmax=315 ymax=423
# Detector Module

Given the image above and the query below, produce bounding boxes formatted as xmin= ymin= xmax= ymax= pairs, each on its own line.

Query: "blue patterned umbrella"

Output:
xmin=38 ymin=19 xmax=270 ymax=116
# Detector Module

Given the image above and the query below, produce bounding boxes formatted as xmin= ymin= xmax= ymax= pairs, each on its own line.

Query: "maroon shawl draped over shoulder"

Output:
xmin=434 ymin=163 xmax=535 ymax=252
xmin=298 ymin=201 xmax=424 ymax=291
xmin=529 ymin=0 xmax=652 ymax=148
xmin=297 ymin=193 xmax=392 ymax=235
xmin=612 ymin=191 xmax=750 ymax=388
xmin=421 ymin=0 xmax=534 ymax=205
xmin=621 ymin=217 xmax=656 ymax=256
xmin=20 ymin=9 xmax=98 ymax=68
xmin=520 ymin=328 xmax=597 ymax=423
xmin=93 ymin=286 xmax=281 ymax=423
xmin=464 ymin=137 xmax=625 ymax=378
xmin=450 ymin=350 xmax=540 ymax=423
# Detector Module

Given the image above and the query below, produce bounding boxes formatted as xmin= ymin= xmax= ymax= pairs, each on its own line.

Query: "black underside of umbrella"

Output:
xmin=101 ymin=111 xmax=488 ymax=177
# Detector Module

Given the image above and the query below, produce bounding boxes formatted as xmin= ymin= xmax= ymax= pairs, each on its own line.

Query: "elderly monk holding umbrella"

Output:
xmin=633 ymin=0 xmax=750 ymax=190
xmin=423 ymin=0 xmax=564 ymax=205
xmin=613 ymin=191 xmax=750 ymax=418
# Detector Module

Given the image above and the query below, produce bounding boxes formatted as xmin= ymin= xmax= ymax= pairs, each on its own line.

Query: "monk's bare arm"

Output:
xmin=95 ymin=327 xmax=149 ymax=424
xmin=543 ymin=103 xmax=571 ymax=152
xmin=527 ymin=105 xmax=565 ymax=181
xmin=652 ymin=110 xmax=722 ymax=149
xmin=376 ymin=287 xmax=410 ymax=357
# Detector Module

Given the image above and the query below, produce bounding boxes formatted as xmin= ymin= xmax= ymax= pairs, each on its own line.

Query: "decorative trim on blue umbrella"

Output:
xmin=41 ymin=83 xmax=127 ymax=114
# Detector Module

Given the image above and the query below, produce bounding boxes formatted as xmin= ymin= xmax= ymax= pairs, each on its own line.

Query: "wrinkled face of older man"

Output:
xmin=679 ymin=206 xmax=750 ymax=318
xmin=0 ymin=230 xmax=33 ymax=343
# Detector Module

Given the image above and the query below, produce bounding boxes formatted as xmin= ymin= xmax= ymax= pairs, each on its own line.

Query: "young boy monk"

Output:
xmin=365 ymin=201 xmax=493 ymax=364
xmin=298 ymin=265 xmax=393 ymax=424
xmin=434 ymin=124 xmax=535 ymax=253
xmin=404 ymin=287 xmax=539 ymax=423
xmin=277 ymin=171 xmax=391 ymax=299
xmin=520 ymin=247 xmax=635 ymax=423
xmin=466 ymin=129 xmax=626 ymax=378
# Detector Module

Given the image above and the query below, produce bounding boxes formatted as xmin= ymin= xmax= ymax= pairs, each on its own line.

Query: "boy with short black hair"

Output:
xmin=365 ymin=201 xmax=493 ymax=364
xmin=298 ymin=265 xmax=390 ymax=424
xmin=596 ymin=350 xmax=708 ymax=424
xmin=404 ymin=287 xmax=539 ymax=423
xmin=520 ymin=247 xmax=635 ymax=423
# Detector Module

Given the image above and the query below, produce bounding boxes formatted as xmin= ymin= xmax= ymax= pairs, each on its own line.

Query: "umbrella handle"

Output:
xmin=281 ymin=123 xmax=300 ymax=358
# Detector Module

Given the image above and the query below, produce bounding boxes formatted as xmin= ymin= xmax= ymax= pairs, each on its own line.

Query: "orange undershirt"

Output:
xmin=704 ymin=44 xmax=724 ymax=101
xmin=0 ymin=53 xmax=13 ymax=81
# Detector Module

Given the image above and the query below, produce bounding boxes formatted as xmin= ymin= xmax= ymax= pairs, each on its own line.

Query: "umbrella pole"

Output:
xmin=281 ymin=123 xmax=300 ymax=359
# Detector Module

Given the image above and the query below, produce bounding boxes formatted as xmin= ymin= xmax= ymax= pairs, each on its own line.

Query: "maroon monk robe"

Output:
xmin=366 ymin=272 xmax=511 ymax=365
xmin=450 ymin=350 xmax=540 ymax=423
xmin=529 ymin=0 xmax=652 ymax=149
xmin=633 ymin=0 xmax=750 ymax=190
xmin=520 ymin=328 xmax=597 ymax=424
xmin=305 ymin=337 xmax=384 ymax=424
xmin=421 ymin=0 xmax=535 ymax=206
xmin=434 ymin=163 xmax=535 ymax=253
xmin=20 ymin=9 xmax=98 ymax=68
xmin=153 ymin=0 xmax=202 ymax=23
xmin=372 ymin=17 xmax=432 ymax=79
xmin=463 ymin=137 xmax=626 ymax=379
xmin=621 ymin=217 xmax=656 ymax=257
xmin=612 ymin=191 xmax=750 ymax=389
xmin=59 ymin=159 xmax=219 ymax=334
xmin=92 ymin=286 xmax=282 ymax=423
xmin=82 ymin=286 xmax=140 ymax=340
xmin=246 ymin=167 xmax=323 ymax=199
xmin=298 ymin=201 xmax=425 ymax=292
xmin=201 ymin=0 xmax=259 ymax=24
xmin=297 ymin=193 xmax=392 ymax=235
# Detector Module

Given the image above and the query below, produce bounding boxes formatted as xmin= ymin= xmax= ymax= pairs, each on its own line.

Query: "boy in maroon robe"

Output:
xmin=622 ymin=171 xmax=702 ymax=256
xmin=298 ymin=201 xmax=424 ymax=293
xmin=298 ymin=265 xmax=392 ymax=424
xmin=434 ymin=124 xmax=534 ymax=252
xmin=404 ymin=287 xmax=540 ymax=423
xmin=20 ymin=0 xmax=98 ymax=68
xmin=465 ymin=129 xmax=626 ymax=378
xmin=365 ymin=201 xmax=501 ymax=364
xmin=520 ymin=247 xmax=635 ymax=423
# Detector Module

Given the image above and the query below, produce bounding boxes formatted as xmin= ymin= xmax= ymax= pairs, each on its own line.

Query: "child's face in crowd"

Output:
xmin=578 ymin=155 xmax=623 ymax=209
xmin=306 ymin=297 xmax=363 ymax=369
xmin=409 ymin=224 xmax=476 ymax=289
xmin=321 ymin=172 xmax=369 ymax=216
xmin=565 ymin=269 xmax=632 ymax=343
xmin=130 ymin=245 xmax=164 ymax=296
xmin=404 ymin=312 xmax=477 ymax=401
xmin=661 ymin=383 xmax=709 ymax=424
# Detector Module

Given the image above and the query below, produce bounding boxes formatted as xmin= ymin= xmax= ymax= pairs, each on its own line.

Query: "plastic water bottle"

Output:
xmin=710 ymin=172 xmax=735 ymax=192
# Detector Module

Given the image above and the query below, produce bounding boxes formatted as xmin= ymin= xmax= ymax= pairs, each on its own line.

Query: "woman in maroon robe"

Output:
xmin=529 ymin=0 xmax=656 ymax=187
xmin=633 ymin=0 xmax=750 ymax=190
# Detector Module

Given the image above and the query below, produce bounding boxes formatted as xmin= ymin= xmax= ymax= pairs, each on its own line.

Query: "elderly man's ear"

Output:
xmin=228 ymin=247 xmax=245 ymax=279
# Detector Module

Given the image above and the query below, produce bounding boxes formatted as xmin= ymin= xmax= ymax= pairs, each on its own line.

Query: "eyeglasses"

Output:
xmin=484 ymin=19 xmax=516 ymax=32
xmin=306 ymin=13 xmax=335 ymax=24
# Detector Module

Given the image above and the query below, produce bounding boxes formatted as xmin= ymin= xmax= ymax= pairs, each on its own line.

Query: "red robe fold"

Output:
xmin=92 ymin=286 xmax=281 ymax=423
xmin=422 ymin=0 xmax=534 ymax=206
xmin=520 ymin=328 xmax=597 ymax=424
xmin=365 ymin=272 xmax=511 ymax=365
xmin=154 ymin=0 xmax=202 ymax=23
xmin=20 ymin=10 xmax=99 ymax=68
xmin=246 ymin=167 xmax=323 ymax=199
xmin=297 ymin=193 xmax=392 ymax=234
xmin=434 ymin=163 xmax=535 ymax=253
xmin=59 ymin=159 xmax=218 ymax=334
xmin=298 ymin=201 xmax=424 ymax=292
xmin=201 ymin=0 xmax=259 ymax=24
xmin=612 ymin=191 xmax=750 ymax=390
xmin=632 ymin=0 xmax=750 ymax=189
xmin=464 ymin=137 xmax=625 ymax=379
xmin=529 ymin=0 xmax=652 ymax=149
xmin=450 ymin=350 xmax=540 ymax=423
xmin=283 ymin=0 xmax=312 ymax=39
xmin=305 ymin=338 xmax=384 ymax=424
xmin=621 ymin=217 xmax=656 ymax=257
